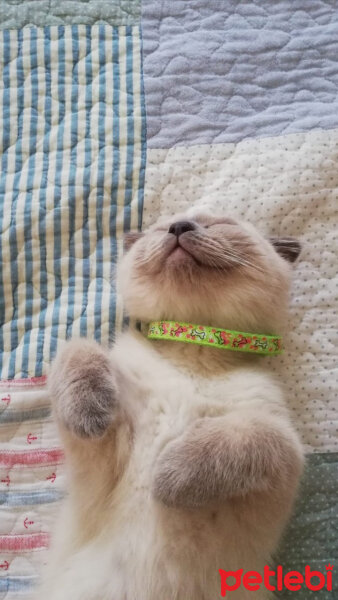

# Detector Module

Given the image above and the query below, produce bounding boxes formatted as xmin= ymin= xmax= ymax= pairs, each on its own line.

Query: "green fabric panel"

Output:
xmin=276 ymin=452 xmax=338 ymax=599
xmin=0 ymin=0 xmax=140 ymax=28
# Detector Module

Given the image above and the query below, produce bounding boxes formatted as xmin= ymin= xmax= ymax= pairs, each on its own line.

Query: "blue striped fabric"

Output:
xmin=0 ymin=577 xmax=37 ymax=593
xmin=0 ymin=489 xmax=63 ymax=506
xmin=0 ymin=24 xmax=146 ymax=379
xmin=0 ymin=406 xmax=51 ymax=423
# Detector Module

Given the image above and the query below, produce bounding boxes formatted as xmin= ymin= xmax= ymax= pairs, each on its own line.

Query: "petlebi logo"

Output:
xmin=219 ymin=564 xmax=334 ymax=596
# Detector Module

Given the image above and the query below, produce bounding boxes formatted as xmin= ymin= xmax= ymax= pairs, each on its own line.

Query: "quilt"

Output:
xmin=0 ymin=1 xmax=337 ymax=598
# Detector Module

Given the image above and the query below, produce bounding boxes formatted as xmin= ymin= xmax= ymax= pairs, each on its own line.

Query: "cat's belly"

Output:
xmin=92 ymin=458 xmax=270 ymax=600
xmin=38 ymin=445 xmax=272 ymax=599
xmin=37 ymin=526 xmax=271 ymax=600
xmin=38 ymin=370 xmax=280 ymax=600
xmin=60 ymin=501 xmax=270 ymax=600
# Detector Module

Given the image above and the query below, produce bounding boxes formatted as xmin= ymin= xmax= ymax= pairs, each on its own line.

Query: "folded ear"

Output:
xmin=124 ymin=231 xmax=144 ymax=251
xmin=269 ymin=237 xmax=302 ymax=263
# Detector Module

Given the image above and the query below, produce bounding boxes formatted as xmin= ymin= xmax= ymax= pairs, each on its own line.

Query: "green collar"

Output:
xmin=148 ymin=321 xmax=283 ymax=356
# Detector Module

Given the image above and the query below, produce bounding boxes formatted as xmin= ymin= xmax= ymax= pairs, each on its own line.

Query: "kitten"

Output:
xmin=38 ymin=211 xmax=304 ymax=600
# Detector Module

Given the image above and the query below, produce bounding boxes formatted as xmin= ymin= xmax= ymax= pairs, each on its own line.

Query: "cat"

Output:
xmin=37 ymin=210 xmax=304 ymax=600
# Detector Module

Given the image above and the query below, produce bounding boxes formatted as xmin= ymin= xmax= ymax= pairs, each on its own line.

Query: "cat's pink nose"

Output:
xmin=168 ymin=221 xmax=196 ymax=237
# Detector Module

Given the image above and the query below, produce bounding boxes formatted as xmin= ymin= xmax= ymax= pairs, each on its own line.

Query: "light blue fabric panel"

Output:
xmin=0 ymin=0 xmax=140 ymax=28
xmin=142 ymin=0 xmax=338 ymax=148
xmin=0 ymin=577 xmax=37 ymax=593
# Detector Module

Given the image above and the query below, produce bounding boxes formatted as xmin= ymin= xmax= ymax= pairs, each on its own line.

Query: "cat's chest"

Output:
xmin=135 ymin=369 xmax=229 ymax=456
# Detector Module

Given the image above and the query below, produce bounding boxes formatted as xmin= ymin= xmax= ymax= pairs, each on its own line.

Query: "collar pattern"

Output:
xmin=148 ymin=321 xmax=283 ymax=356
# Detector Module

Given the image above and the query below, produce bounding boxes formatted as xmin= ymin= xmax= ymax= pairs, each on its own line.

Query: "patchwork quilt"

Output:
xmin=0 ymin=0 xmax=337 ymax=598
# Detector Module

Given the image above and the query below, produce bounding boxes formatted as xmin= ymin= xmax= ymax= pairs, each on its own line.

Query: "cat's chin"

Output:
xmin=165 ymin=246 xmax=197 ymax=269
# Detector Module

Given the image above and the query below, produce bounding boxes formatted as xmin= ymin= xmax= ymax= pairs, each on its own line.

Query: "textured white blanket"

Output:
xmin=144 ymin=127 xmax=338 ymax=454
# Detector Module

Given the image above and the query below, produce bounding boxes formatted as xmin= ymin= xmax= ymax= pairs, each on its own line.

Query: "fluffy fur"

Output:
xmin=37 ymin=210 xmax=304 ymax=600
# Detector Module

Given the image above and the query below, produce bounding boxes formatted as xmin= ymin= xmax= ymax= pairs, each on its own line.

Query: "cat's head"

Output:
xmin=118 ymin=210 xmax=301 ymax=334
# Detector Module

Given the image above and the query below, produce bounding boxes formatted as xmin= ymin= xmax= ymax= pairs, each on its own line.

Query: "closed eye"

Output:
xmin=204 ymin=219 xmax=237 ymax=229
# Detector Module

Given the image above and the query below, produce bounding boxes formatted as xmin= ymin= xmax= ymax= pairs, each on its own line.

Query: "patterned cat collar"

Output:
xmin=147 ymin=321 xmax=283 ymax=356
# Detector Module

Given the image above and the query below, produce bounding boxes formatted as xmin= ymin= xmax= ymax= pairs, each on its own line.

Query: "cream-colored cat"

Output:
xmin=38 ymin=211 xmax=304 ymax=600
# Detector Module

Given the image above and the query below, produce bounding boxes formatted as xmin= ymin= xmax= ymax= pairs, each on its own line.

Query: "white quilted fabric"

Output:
xmin=143 ymin=127 xmax=338 ymax=453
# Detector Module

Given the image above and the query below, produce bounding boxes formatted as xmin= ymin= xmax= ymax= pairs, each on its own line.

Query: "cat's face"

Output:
xmin=118 ymin=211 xmax=301 ymax=334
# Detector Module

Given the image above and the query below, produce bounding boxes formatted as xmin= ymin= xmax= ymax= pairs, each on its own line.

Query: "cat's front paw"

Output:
xmin=49 ymin=339 xmax=118 ymax=438
xmin=152 ymin=428 xmax=215 ymax=508
xmin=152 ymin=415 xmax=303 ymax=509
